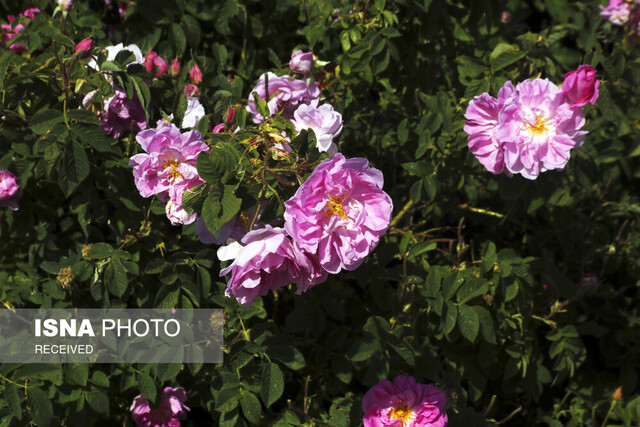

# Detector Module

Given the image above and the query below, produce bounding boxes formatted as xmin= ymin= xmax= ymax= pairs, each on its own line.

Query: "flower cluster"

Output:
xmin=130 ymin=387 xmax=189 ymax=427
xmin=248 ymin=51 xmax=343 ymax=154
xmin=1 ymin=8 xmax=39 ymax=53
xmin=219 ymin=153 xmax=392 ymax=305
xmin=362 ymin=376 xmax=448 ymax=427
xmin=129 ymin=121 xmax=209 ymax=225
xmin=464 ymin=65 xmax=598 ymax=179
xmin=600 ymin=0 xmax=632 ymax=25
xmin=0 ymin=169 xmax=20 ymax=211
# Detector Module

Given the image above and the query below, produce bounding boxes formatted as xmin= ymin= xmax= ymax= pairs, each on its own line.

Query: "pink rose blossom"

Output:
xmin=292 ymin=100 xmax=343 ymax=155
xmin=170 ymin=59 xmax=180 ymax=76
xmin=212 ymin=123 xmax=225 ymax=133
xmin=145 ymin=50 xmax=170 ymax=78
xmin=129 ymin=122 xmax=208 ymax=203
xmin=130 ymin=386 xmax=189 ymax=427
xmin=2 ymin=8 xmax=39 ymax=53
xmin=463 ymin=82 xmax=515 ymax=174
xmin=165 ymin=185 xmax=197 ymax=226
xmin=189 ymin=64 xmax=202 ymax=85
xmin=580 ymin=273 xmax=599 ymax=291
xmin=99 ymin=88 xmax=147 ymax=138
xmin=362 ymin=376 xmax=448 ymax=427
xmin=600 ymin=0 xmax=630 ymax=25
xmin=183 ymin=83 xmax=200 ymax=98
xmin=497 ymin=78 xmax=587 ymax=179
xmin=218 ymin=226 xmax=327 ymax=306
xmin=0 ymin=169 xmax=20 ymax=211
xmin=74 ymin=39 xmax=94 ymax=59
xmin=289 ymin=50 xmax=314 ymax=74
xmin=284 ymin=154 xmax=393 ymax=274
xmin=562 ymin=65 xmax=599 ymax=107
xmin=246 ymin=72 xmax=321 ymax=123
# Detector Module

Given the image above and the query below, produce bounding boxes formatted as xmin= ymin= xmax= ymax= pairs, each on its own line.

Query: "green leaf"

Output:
xmin=138 ymin=372 xmax=157 ymax=403
xmin=28 ymin=388 xmax=52 ymax=427
xmin=240 ymin=392 xmax=262 ymax=424
xmin=63 ymin=140 xmax=90 ymax=184
xmin=4 ymin=383 xmax=21 ymax=420
xmin=260 ymin=363 xmax=284 ymax=408
xmin=443 ymin=301 xmax=458 ymax=335
xmin=442 ymin=273 xmax=464 ymax=300
xmin=459 ymin=304 xmax=480 ymax=342
xmin=87 ymin=243 xmax=114 ymax=260
xmin=397 ymin=118 xmax=409 ymax=144
xmin=84 ymin=388 xmax=110 ymax=415
xmin=0 ymin=50 xmax=15 ymax=90
xmin=456 ymin=278 xmax=489 ymax=305
xmin=473 ymin=305 xmax=497 ymax=344
xmin=65 ymin=363 xmax=89 ymax=386
xmin=31 ymin=109 xmax=64 ymax=135
xmin=105 ymin=258 xmax=128 ymax=298
xmin=490 ymin=43 xmax=525 ymax=71
xmin=170 ymin=23 xmax=187 ymax=56
xmin=90 ymin=371 xmax=110 ymax=388
xmin=156 ymin=364 xmax=182 ymax=382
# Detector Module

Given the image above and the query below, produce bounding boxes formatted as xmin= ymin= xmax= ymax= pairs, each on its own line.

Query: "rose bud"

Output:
xmin=189 ymin=64 xmax=203 ymax=85
xmin=74 ymin=38 xmax=94 ymax=59
xmin=562 ymin=65 xmax=599 ymax=107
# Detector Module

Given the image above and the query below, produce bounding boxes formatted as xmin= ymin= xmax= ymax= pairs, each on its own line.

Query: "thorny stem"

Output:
xmin=600 ymin=400 xmax=617 ymax=427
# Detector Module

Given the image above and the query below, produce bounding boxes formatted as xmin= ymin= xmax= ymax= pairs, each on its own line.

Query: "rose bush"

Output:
xmin=0 ymin=0 xmax=639 ymax=426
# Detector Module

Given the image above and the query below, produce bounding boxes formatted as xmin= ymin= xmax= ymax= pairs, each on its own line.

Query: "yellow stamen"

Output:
xmin=327 ymin=197 xmax=347 ymax=220
xmin=388 ymin=403 xmax=413 ymax=424
xmin=527 ymin=116 xmax=548 ymax=135
xmin=163 ymin=159 xmax=183 ymax=180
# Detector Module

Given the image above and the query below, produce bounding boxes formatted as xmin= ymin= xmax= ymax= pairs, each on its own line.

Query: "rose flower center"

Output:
xmin=327 ymin=197 xmax=347 ymax=220
xmin=388 ymin=403 xmax=413 ymax=424
xmin=163 ymin=159 xmax=184 ymax=180
xmin=527 ymin=116 xmax=548 ymax=135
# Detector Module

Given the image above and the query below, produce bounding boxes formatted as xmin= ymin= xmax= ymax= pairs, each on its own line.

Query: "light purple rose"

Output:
xmin=0 ymin=169 xmax=20 ymax=210
xmin=292 ymin=100 xmax=343 ymax=155
xmin=289 ymin=50 xmax=314 ymax=74
xmin=165 ymin=185 xmax=197 ymax=226
xmin=98 ymin=88 xmax=147 ymax=138
xmin=562 ymin=65 xmax=599 ymax=107
xmin=496 ymin=78 xmax=587 ymax=179
xmin=600 ymin=0 xmax=630 ymax=25
xmin=284 ymin=154 xmax=393 ymax=274
xmin=129 ymin=122 xmax=208 ymax=203
xmin=218 ymin=226 xmax=327 ymax=306
xmin=246 ymin=72 xmax=321 ymax=123
xmin=463 ymin=82 xmax=515 ymax=174
xmin=130 ymin=386 xmax=189 ymax=427
xmin=362 ymin=376 xmax=448 ymax=427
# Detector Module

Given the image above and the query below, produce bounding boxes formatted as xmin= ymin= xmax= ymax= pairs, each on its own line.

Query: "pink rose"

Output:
xmin=284 ymin=154 xmax=393 ymax=274
xmin=292 ymin=100 xmax=343 ymax=155
xmin=145 ymin=50 xmax=170 ymax=78
xmin=189 ymin=64 xmax=202 ymax=85
xmin=170 ymin=59 xmax=180 ymax=76
xmin=0 ymin=169 xmax=20 ymax=211
xmin=129 ymin=122 xmax=208 ymax=201
xmin=74 ymin=39 xmax=94 ymax=59
xmin=600 ymin=0 xmax=630 ymax=25
xmin=99 ymin=88 xmax=147 ymax=138
xmin=562 ymin=65 xmax=599 ymax=107
xmin=363 ymin=376 xmax=448 ymax=427
xmin=218 ymin=226 xmax=327 ymax=306
xmin=183 ymin=83 xmax=200 ymax=98
xmin=246 ymin=72 xmax=320 ymax=123
xmin=289 ymin=50 xmax=314 ymax=74
xmin=130 ymin=386 xmax=189 ymax=427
